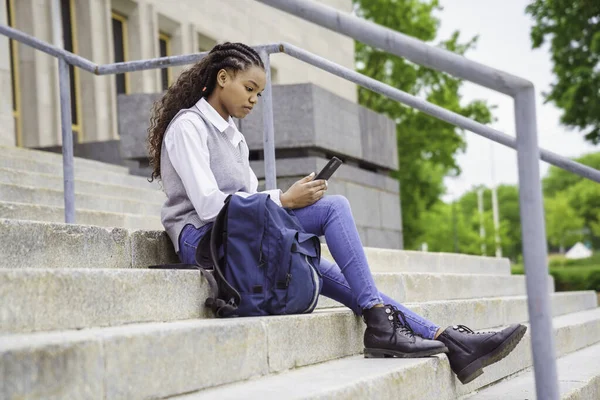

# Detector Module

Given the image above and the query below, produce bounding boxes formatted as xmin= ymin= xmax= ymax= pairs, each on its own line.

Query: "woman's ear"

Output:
xmin=217 ymin=69 xmax=228 ymax=88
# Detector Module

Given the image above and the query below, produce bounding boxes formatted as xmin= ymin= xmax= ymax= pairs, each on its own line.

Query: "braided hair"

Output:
xmin=147 ymin=42 xmax=264 ymax=182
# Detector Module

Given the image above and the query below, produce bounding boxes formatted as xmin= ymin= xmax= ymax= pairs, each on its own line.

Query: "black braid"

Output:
xmin=147 ymin=42 xmax=265 ymax=182
xmin=198 ymin=43 xmax=264 ymax=100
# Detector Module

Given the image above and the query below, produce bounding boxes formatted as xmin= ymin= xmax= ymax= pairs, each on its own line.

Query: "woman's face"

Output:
xmin=219 ymin=66 xmax=266 ymax=119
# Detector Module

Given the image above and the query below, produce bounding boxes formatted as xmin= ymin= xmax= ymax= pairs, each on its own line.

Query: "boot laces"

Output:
xmin=389 ymin=305 xmax=415 ymax=338
xmin=453 ymin=324 xmax=491 ymax=334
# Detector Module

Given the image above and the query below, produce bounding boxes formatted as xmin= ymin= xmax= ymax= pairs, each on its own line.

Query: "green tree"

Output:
xmin=417 ymin=198 xmax=515 ymax=256
xmin=590 ymin=211 xmax=600 ymax=238
xmin=565 ymin=178 xmax=600 ymax=248
xmin=542 ymin=152 xmax=600 ymax=248
xmin=494 ymin=185 xmax=522 ymax=261
xmin=457 ymin=185 xmax=522 ymax=261
xmin=526 ymin=1 xmax=600 ymax=143
xmin=543 ymin=152 xmax=600 ymax=197
xmin=415 ymin=201 xmax=479 ymax=253
xmin=544 ymin=193 xmax=584 ymax=253
xmin=353 ymin=0 xmax=493 ymax=249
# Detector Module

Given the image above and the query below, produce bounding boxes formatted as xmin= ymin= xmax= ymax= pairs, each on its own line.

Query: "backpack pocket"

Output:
xmin=222 ymin=232 xmax=265 ymax=303
xmin=272 ymin=231 xmax=322 ymax=315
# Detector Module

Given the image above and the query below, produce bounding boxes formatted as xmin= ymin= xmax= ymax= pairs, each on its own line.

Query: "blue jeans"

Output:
xmin=178 ymin=195 xmax=440 ymax=340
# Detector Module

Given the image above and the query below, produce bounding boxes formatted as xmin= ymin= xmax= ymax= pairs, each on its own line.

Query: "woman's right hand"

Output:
xmin=281 ymin=172 xmax=328 ymax=209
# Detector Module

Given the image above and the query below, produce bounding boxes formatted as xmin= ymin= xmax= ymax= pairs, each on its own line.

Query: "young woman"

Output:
xmin=147 ymin=42 xmax=526 ymax=385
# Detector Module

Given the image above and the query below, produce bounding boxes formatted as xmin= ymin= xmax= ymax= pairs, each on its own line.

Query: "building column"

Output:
xmin=128 ymin=1 xmax=158 ymax=93
xmin=172 ymin=22 xmax=194 ymax=78
xmin=0 ymin=0 xmax=16 ymax=147
xmin=74 ymin=0 xmax=118 ymax=142
xmin=17 ymin=0 xmax=60 ymax=148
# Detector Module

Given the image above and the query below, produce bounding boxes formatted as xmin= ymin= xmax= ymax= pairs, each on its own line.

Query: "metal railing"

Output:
xmin=1 ymin=3 xmax=599 ymax=396
xmin=255 ymin=1 xmax=598 ymax=398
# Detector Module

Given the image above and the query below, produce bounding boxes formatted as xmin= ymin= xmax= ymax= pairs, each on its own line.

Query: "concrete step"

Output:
xmin=2 ymin=300 xmax=597 ymax=400
xmin=321 ymin=246 xmax=511 ymax=275
xmin=465 ymin=341 xmax=600 ymax=399
xmin=0 ymin=201 xmax=162 ymax=230
xmin=0 ymin=218 xmax=177 ymax=269
xmin=0 ymin=219 xmax=511 ymax=273
xmin=0 ymin=167 xmax=166 ymax=203
xmin=0 ymin=144 xmax=129 ymax=174
xmin=0 ymin=268 xmax=554 ymax=334
xmin=0 ymin=182 xmax=161 ymax=215
xmin=173 ymin=308 xmax=600 ymax=400
xmin=0 ymin=155 xmax=158 ymax=190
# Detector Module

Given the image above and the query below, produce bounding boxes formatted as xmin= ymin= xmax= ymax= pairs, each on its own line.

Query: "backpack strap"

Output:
xmin=204 ymin=194 xmax=242 ymax=317
xmin=149 ymin=195 xmax=242 ymax=317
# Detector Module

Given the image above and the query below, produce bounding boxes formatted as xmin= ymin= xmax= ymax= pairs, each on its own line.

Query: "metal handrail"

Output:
xmin=2 ymin=25 xmax=598 ymax=185
xmin=1 ymin=7 xmax=596 ymax=394
xmin=254 ymin=1 xmax=578 ymax=397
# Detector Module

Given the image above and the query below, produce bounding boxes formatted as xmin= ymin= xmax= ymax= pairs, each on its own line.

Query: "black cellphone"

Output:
xmin=314 ymin=157 xmax=343 ymax=181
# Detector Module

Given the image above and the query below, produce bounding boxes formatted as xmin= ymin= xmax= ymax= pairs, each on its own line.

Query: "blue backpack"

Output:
xmin=152 ymin=193 xmax=323 ymax=318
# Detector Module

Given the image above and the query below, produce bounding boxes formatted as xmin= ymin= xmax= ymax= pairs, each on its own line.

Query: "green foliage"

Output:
xmin=549 ymin=252 xmax=600 ymax=267
xmin=494 ymin=185 xmax=523 ymax=260
xmin=526 ymin=1 xmax=600 ymax=143
xmin=413 ymin=201 xmax=479 ymax=253
xmin=512 ymin=264 xmax=600 ymax=292
xmin=542 ymin=152 xmax=600 ymax=249
xmin=415 ymin=186 xmax=518 ymax=257
xmin=450 ymin=185 xmax=521 ymax=260
xmin=564 ymin=178 xmax=600 ymax=248
xmin=420 ymin=153 xmax=600 ymax=260
xmin=353 ymin=0 xmax=493 ymax=248
xmin=543 ymin=152 xmax=600 ymax=197
xmin=544 ymin=193 xmax=584 ymax=250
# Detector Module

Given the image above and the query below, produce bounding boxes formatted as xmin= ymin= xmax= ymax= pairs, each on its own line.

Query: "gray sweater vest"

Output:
xmin=160 ymin=106 xmax=252 ymax=253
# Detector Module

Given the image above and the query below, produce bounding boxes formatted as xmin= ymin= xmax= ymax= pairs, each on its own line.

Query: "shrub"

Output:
xmin=511 ymin=264 xmax=600 ymax=292
xmin=548 ymin=252 xmax=600 ymax=268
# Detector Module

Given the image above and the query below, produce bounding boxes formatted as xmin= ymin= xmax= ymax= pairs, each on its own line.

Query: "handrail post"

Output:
xmin=515 ymin=86 xmax=558 ymax=399
xmin=258 ymin=49 xmax=277 ymax=190
xmin=58 ymin=57 xmax=76 ymax=224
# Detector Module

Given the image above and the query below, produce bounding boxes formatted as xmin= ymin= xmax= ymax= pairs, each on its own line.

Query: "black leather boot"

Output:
xmin=437 ymin=324 xmax=527 ymax=384
xmin=362 ymin=304 xmax=448 ymax=358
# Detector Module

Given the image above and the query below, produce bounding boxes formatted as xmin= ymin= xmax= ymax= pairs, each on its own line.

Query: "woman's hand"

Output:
xmin=281 ymin=172 xmax=328 ymax=209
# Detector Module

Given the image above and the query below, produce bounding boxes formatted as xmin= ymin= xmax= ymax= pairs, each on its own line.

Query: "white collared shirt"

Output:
xmin=164 ymin=97 xmax=282 ymax=223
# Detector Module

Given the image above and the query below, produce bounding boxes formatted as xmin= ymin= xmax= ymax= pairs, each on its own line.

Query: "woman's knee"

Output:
xmin=325 ymin=194 xmax=351 ymax=213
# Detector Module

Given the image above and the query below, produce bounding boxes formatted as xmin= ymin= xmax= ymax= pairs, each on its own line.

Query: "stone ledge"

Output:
xmin=0 ymin=155 xmax=158 ymax=190
xmin=117 ymin=85 xmax=398 ymax=170
xmin=0 ymin=182 xmax=162 ymax=215
xmin=464 ymin=341 xmax=600 ymax=399
xmin=250 ymin=157 xmax=399 ymax=193
xmin=0 ymin=219 xmax=510 ymax=274
xmin=241 ymin=84 xmax=398 ymax=170
xmin=171 ymin=308 xmax=600 ymax=399
xmin=0 ymin=201 xmax=162 ymax=231
xmin=0 ymin=268 xmax=550 ymax=334
xmin=0 ymin=167 xmax=166 ymax=203
xmin=1 ymin=296 xmax=597 ymax=400
xmin=0 ymin=144 xmax=128 ymax=174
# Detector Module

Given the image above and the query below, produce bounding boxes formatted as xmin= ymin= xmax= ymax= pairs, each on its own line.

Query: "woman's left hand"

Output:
xmin=281 ymin=173 xmax=328 ymax=209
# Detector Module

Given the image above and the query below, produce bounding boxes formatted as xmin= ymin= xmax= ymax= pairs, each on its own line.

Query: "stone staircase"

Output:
xmin=1 ymin=147 xmax=599 ymax=399
xmin=0 ymin=145 xmax=164 ymax=230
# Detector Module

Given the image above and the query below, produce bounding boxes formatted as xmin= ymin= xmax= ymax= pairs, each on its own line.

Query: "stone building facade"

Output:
xmin=0 ymin=0 xmax=404 ymax=248
xmin=0 ymin=0 xmax=355 ymax=148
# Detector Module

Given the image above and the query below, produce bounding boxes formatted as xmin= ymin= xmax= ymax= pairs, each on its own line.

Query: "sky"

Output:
xmin=434 ymin=0 xmax=597 ymax=201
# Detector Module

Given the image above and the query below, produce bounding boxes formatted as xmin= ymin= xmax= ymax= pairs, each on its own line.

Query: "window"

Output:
xmin=158 ymin=32 xmax=171 ymax=91
xmin=60 ymin=0 xmax=82 ymax=141
xmin=111 ymin=11 xmax=129 ymax=94
xmin=6 ymin=0 xmax=21 ymax=146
